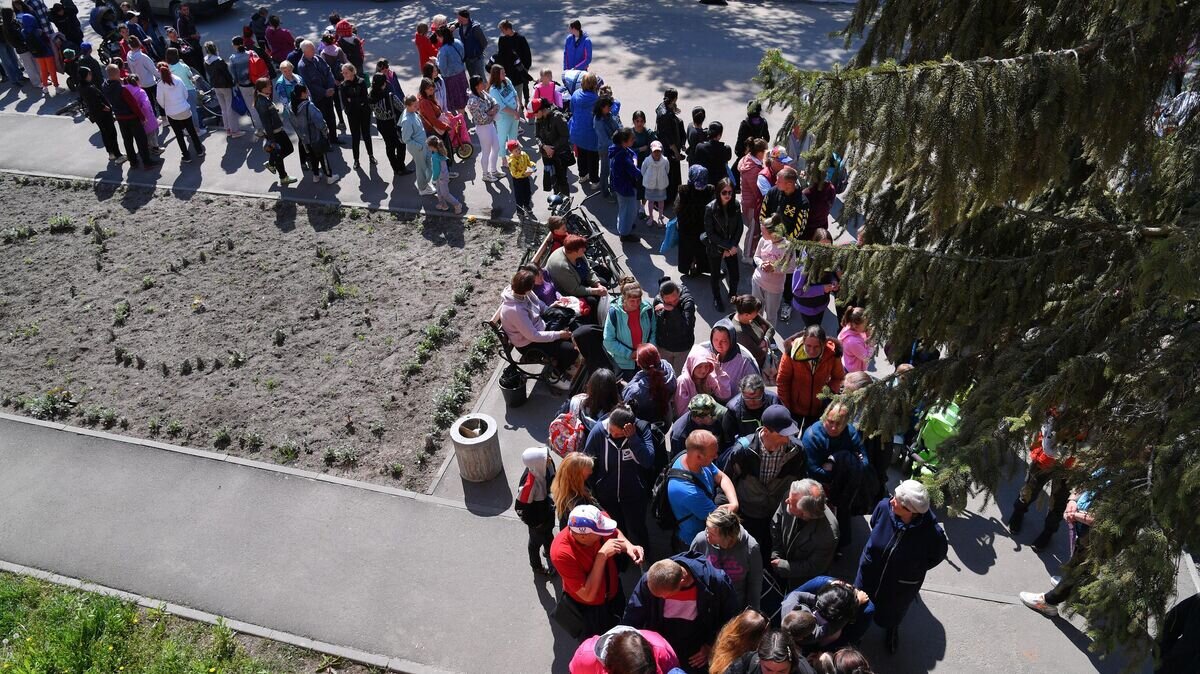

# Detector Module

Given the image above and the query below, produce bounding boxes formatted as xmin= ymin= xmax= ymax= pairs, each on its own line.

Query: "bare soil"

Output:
xmin=0 ymin=176 xmax=520 ymax=490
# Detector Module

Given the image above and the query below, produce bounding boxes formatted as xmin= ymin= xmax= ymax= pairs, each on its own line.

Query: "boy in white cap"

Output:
xmin=550 ymin=504 xmax=645 ymax=639
xmin=515 ymin=447 xmax=556 ymax=577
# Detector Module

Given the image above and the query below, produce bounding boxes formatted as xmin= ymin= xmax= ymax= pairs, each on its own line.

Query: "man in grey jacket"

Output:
xmin=771 ymin=478 xmax=838 ymax=591
xmin=227 ymin=37 xmax=262 ymax=134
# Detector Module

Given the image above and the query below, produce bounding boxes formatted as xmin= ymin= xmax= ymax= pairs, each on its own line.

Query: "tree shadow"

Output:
xmin=1050 ymin=615 xmax=1152 ymax=674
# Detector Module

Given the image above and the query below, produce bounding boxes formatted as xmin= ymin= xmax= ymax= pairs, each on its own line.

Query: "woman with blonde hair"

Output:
xmin=553 ymin=451 xmax=598 ymax=530
xmin=708 ymin=609 xmax=768 ymax=674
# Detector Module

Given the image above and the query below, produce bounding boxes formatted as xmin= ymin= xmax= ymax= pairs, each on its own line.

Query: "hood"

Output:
xmin=674 ymin=550 xmax=728 ymax=591
xmin=335 ymin=19 xmax=354 ymax=37
xmin=521 ymin=446 xmax=550 ymax=472
xmin=607 ymin=143 xmax=628 ymax=161
xmin=710 ymin=320 xmax=740 ymax=363
xmin=500 ymin=286 xmax=530 ymax=307
xmin=682 ymin=348 xmax=719 ymax=382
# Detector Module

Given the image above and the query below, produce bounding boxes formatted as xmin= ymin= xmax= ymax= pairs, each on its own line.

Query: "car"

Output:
xmin=109 ymin=0 xmax=236 ymax=19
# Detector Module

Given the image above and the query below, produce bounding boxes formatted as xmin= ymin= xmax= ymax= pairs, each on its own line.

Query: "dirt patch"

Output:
xmin=0 ymin=176 xmax=521 ymax=490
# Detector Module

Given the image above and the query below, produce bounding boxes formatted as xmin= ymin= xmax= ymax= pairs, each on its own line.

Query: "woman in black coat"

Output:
xmin=703 ymin=177 xmax=744 ymax=311
xmin=735 ymin=100 xmax=770 ymax=160
xmin=674 ymin=165 xmax=713 ymax=279
xmin=495 ymin=20 xmax=533 ymax=110
xmin=854 ymin=480 xmax=948 ymax=653
xmin=655 ymin=88 xmax=685 ymax=203
xmin=338 ymin=63 xmax=375 ymax=169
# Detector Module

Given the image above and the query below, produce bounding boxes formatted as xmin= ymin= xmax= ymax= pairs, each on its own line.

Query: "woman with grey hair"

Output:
xmin=853 ymin=479 xmax=948 ymax=653
xmin=689 ymin=507 xmax=764 ymax=610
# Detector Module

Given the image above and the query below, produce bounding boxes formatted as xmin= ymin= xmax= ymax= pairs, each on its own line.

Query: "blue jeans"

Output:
xmin=186 ymin=88 xmax=203 ymax=133
xmin=616 ymin=193 xmax=638 ymax=236
xmin=0 ymin=43 xmax=23 ymax=82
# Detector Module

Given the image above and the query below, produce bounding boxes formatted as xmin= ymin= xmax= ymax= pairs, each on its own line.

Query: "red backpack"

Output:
xmin=247 ymin=50 xmax=268 ymax=83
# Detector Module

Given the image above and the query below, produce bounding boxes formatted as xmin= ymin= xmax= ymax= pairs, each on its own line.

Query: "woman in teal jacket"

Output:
xmin=603 ymin=282 xmax=657 ymax=377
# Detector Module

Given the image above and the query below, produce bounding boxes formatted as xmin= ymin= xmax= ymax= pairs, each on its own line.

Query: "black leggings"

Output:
xmin=376 ymin=118 xmax=406 ymax=172
xmin=314 ymin=96 xmax=338 ymax=142
xmin=526 ymin=520 xmax=553 ymax=571
xmin=266 ymin=131 xmax=292 ymax=178
xmin=347 ymin=110 xmax=374 ymax=164
xmin=577 ymin=147 xmax=599 ymax=181
xmin=708 ymin=253 xmax=741 ymax=299
xmin=305 ymin=144 xmax=331 ymax=176
xmin=167 ymin=116 xmax=202 ymax=158
xmin=1045 ymin=533 xmax=1088 ymax=604
xmin=518 ymin=339 xmax=577 ymax=374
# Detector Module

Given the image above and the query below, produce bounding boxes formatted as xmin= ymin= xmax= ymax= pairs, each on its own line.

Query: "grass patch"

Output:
xmin=0 ymin=571 xmax=364 ymax=673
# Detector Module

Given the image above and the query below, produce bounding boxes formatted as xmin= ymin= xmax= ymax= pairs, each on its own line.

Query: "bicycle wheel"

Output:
xmin=455 ymin=142 xmax=474 ymax=160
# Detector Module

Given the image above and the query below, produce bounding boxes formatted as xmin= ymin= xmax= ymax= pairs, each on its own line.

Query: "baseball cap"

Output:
xmin=526 ymin=98 xmax=551 ymax=119
xmin=762 ymin=404 xmax=801 ymax=439
xmin=568 ymin=505 xmax=618 ymax=536
xmin=688 ymin=394 xmax=717 ymax=415
xmin=769 ymin=146 xmax=794 ymax=165
xmin=650 ymin=140 xmax=663 ymax=152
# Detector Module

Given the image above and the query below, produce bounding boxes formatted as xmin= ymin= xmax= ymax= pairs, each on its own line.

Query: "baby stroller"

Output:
xmin=447 ymin=111 xmax=474 ymax=160
xmin=88 ymin=6 xmax=122 ymax=66
xmin=903 ymin=401 xmax=960 ymax=479
xmin=557 ymin=69 xmax=603 ymax=118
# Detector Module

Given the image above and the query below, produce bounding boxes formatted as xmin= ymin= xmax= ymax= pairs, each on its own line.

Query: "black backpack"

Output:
xmin=650 ymin=465 xmax=714 ymax=531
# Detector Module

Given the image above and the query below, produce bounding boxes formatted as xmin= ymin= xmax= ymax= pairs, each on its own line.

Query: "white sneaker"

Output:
xmin=326 ymin=173 xmax=339 ymax=184
xmin=482 ymin=173 xmax=498 ymax=182
xmin=1019 ymin=592 xmax=1058 ymax=617
xmin=419 ymin=186 xmax=437 ymax=196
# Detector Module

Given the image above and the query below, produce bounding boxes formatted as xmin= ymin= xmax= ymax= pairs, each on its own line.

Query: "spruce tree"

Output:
xmin=756 ymin=0 xmax=1200 ymax=660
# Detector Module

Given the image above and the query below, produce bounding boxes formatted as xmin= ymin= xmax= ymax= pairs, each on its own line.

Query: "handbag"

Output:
xmin=660 ymin=217 xmax=679 ymax=253
xmin=231 ymin=87 xmax=248 ymax=115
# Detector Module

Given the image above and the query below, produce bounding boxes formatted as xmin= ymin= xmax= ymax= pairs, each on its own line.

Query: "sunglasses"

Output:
xmin=720 ymin=190 xmax=733 ymax=196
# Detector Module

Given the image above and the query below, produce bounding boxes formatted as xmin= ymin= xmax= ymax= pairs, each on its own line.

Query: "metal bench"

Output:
xmin=484 ymin=313 xmax=563 ymax=386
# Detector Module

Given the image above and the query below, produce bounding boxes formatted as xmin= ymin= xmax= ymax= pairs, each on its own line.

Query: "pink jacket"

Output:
xmin=126 ymin=84 xmax=158 ymax=135
xmin=530 ymin=80 xmax=563 ymax=110
xmin=738 ymin=153 xmax=765 ymax=214
xmin=838 ymin=325 xmax=873 ymax=372
xmin=675 ymin=348 xmax=730 ymax=416
xmin=570 ymin=629 xmax=678 ymax=673
xmin=752 ymin=236 xmax=794 ymax=295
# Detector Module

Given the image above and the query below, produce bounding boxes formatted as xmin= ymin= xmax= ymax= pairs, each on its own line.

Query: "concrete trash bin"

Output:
xmin=451 ymin=413 xmax=502 ymax=482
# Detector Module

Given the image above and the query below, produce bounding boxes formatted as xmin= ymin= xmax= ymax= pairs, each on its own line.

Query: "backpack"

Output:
xmin=548 ymin=411 xmax=586 ymax=457
xmin=650 ymin=465 xmax=714 ymax=531
xmin=247 ymin=49 xmax=268 ymax=83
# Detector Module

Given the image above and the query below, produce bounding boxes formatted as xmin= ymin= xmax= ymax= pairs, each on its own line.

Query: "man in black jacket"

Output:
xmin=532 ymin=97 xmax=572 ymax=196
xmin=691 ymin=121 xmax=732 ymax=187
xmin=78 ymin=66 xmax=122 ymax=162
xmin=653 ymin=278 xmax=695 ymax=375
xmin=655 ymin=88 xmax=685 ymax=203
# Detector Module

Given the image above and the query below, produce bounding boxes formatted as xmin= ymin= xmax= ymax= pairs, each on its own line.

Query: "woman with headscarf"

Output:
xmin=488 ymin=64 xmax=520 ymax=154
xmin=516 ymin=446 xmax=556 ymax=576
xmin=675 ymin=348 xmax=726 ymax=418
xmin=675 ymin=165 xmax=714 ymax=277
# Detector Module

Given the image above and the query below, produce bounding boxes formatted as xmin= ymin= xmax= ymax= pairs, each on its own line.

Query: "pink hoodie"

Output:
xmin=126 ymin=84 xmax=158 ymax=136
xmin=674 ymin=349 xmax=729 ymax=417
xmin=838 ymin=325 xmax=873 ymax=373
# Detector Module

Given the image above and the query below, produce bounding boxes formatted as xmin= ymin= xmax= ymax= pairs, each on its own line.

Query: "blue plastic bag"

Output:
xmin=660 ymin=218 xmax=679 ymax=253
xmin=231 ymin=87 xmax=248 ymax=116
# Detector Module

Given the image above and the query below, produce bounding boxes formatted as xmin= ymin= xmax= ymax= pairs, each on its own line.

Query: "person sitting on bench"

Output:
xmin=499 ymin=269 xmax=613 ymax=383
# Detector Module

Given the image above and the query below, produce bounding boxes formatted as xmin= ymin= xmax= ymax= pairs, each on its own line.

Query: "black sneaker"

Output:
xmin=619 ymin=234 xmax=639 ymax=243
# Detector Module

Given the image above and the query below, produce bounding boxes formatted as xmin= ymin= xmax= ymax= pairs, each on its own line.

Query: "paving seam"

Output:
xmin=0 ymin=412 xmax=518 ymax=520
xmin=0 ymin=559 xmax=455 ymax=674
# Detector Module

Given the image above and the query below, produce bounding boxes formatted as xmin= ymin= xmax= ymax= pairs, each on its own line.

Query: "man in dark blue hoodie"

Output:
xmin=623 ymin=551 xmax=740 ymax=673
xmin=583 ymin=405 xmax=655 ymax=547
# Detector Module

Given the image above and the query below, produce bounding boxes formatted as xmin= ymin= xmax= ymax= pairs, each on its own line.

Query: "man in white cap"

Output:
xmin=550 ymin=504 xmax=645 ymax=639
xmin=854 ymin=479 xmax=948 ymax=653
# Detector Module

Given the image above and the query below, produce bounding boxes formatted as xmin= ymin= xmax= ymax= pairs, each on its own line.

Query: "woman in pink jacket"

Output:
xmin=838 ymin=306 xmax=873 ymax=372
xmin=569 ymin=626 xmax=678 ymax=673
xmin=737 ymin=139 xmax=768 ymax=263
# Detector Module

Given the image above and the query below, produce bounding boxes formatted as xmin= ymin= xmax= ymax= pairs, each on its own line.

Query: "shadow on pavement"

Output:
xmin=857 ymin=595 xmax=948 ymax=671
xmin=1051 ymin=616 xmax=1152 ymax=674
xmin=942 ymin=508 xmax=1005 ymax=575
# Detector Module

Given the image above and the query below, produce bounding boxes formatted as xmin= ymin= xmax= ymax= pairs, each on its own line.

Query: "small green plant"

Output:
xmin=389 ymin=463 xmax=404 ymax=479
xmin=81 ymin=406 xmax=102 ymax=426
xmin=179 ymin=359 xmax=193 ymax=376
xmin=160 ymin=362 xmax=170 ymax=377
xmin=148 ymin=417 xmax=163 ymax=436
xmin=194 ymin=355 xmax=205 ymax=371
xmin=210 ymin=617 xmax=238 ymax=661
xmin=141 ymin=275 xmax=156 ymax=290
xmin=112 ymin=300 xmax=131 ymax=327
xmin=316 ymin=244 xmax=334 ymax=264
xmin=323 ymin=446 xmax=359 ymax=467
xmin=115 ymin=346 xmax=128 ymax=363
xmin=100 ymin=408 xmax=118 ymax=429
xmin=239 ymin=431 xmax=264 ymax=452
xmin=166 ymin=419 xmax=184 ymax=437
xmin=348 ymin=207 xmax=363 ymax=220
xmin=191 ymin=296 xmax=206 ymax=314
xmin=275 ymin=441 xmax=300 ymax=462
xmin=264 ymin=378 xmax=279 ymax=392
xmin=212 ymin=427 xmax=232 ymax=450
xmin=322 ymin=447 xmax=338 ymax=466
xmin=228 ymin=350 xmax=248 ymax=368
xmin=1 ymin=225 xmax=35 ymax=243
xmin=20 ymin=387 xmax=78 ymax=420
xmin=272 ymin=328 xmax=286 ymax=347
xmin=10 ymin=322 xmax=40 ymax=340
xmin=47 ymin=214 xmax=74 ymax=233
xmin=370 ymin=421 xmax=385 ymax=439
